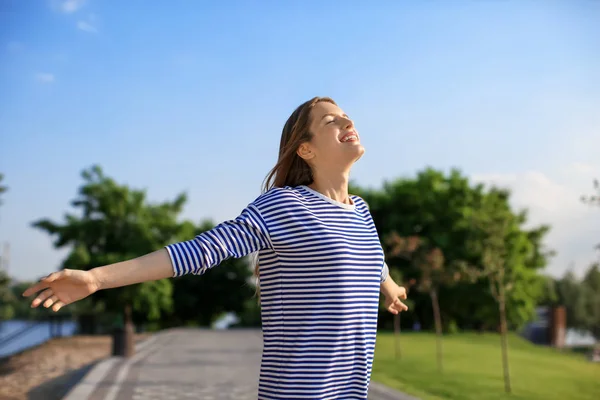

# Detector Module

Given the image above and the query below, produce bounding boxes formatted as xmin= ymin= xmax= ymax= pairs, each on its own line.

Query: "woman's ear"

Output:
xmin=297 ymin=142 xmax=315 ymax=161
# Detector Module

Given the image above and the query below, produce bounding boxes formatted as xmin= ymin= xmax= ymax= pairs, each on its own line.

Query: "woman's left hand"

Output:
xmin=383 ymin=283 xmax=408 ymax=314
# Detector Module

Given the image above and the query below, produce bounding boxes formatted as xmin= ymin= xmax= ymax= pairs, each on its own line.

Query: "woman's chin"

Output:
xmin=349 ymin=145 xmax=365 ymax=163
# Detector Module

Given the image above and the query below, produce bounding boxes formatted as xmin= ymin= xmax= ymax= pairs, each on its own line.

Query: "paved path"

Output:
xmin=64 ymin=328 xmax=418 ymax=400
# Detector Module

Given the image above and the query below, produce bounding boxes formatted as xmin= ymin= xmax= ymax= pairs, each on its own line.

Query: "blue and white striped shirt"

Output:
xmin=166 ymin=185 xmax=387 ymax=399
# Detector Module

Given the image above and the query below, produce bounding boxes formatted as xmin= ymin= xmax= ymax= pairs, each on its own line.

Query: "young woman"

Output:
xmin=23 ymin=96 xmax=409 ymax=399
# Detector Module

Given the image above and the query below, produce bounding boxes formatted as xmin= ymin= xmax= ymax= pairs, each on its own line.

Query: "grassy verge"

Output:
xmin=372 ymin=332 xmax=600 ymax=400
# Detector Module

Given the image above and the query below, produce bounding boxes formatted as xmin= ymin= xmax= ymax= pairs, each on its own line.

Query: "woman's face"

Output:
xmin=298 ymin=101 xmax=365 ymax=170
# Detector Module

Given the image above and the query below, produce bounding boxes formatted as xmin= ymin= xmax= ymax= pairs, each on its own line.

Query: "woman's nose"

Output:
xmin=342 ymin=117 xmax=354 ymax=129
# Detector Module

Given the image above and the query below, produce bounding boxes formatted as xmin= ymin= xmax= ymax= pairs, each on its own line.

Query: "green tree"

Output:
xmin=581 ymin=263 xmax=600 ymax=339
xmin=581 ymin=178 xmax=600 ymax=254
xmin=0 ymin=270 xmax=15 ymax=320
xmin=387 ymin=234 xmax=461 ymax=372
xmin=553 ymin=270 xmax=587 ymax=331
xmin=463 ymin=189 xmax=516 ymax=394
xmin=579 ymin=179 xmax=600 ymax=338
xmin=32 ymin=165 xmax=186 ymax=329
xmin=548 ymin=264 xmax=600 ymax=340
xmin=233 ymin=297 xmax=262 ymax=327
xmin=462 ymin=188 xmax=553 ymax=394
xmin=537 ymin=274 xmax=559 ymax=306
xmin=352 ymin=168 xmax=552 ymax=332
xmin=352 ymin=169 xmax=481 ymax=331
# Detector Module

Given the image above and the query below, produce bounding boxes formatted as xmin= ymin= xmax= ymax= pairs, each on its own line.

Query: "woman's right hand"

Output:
xmin=22 ymin=269 xmax=101 ymax=312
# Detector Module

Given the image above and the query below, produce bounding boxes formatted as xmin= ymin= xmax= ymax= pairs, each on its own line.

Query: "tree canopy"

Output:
xmin=351 ymin=167 xmax=553 ymax=331
xmin=32 ymin=166 xmax=186 ymax=322
xmin=30 ymin=165 xmax=257 ymax=328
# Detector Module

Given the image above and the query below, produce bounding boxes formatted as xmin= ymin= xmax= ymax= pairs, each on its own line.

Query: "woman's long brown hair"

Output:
xmin=254 ymin=96 xmax=337 ymax=298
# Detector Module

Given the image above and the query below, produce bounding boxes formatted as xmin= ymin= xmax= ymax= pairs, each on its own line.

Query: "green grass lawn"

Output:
xmin=372 ymin=332 xmax=600 ymax=400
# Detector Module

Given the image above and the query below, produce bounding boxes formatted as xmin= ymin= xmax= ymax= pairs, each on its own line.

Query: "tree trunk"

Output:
xmin=112 ymin=304 xmax=135 ymax=358
xmin=498 ymin=283 xmax=512 ymax=393
xmin=394 ymin=313 xmax=401 ymax=359
xmin=430 ymin=289 xmax=443 ymax=373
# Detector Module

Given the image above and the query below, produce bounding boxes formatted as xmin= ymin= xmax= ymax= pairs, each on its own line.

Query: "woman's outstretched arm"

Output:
xmin=92 ymin=248 xmax=174 ymax=289
xmin=22 ymin=249 xmax=174 ymax=311
xmin=23 ymin=202 xmax=271 ymax=311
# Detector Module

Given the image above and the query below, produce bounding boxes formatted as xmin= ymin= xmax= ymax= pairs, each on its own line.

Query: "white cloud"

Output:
xmin=51 ymin=1 xmax=99 ymax=33
xmin=77 ymin=20 xmax=97 ymax=33
xmin=472 ymin=170 xmax=600 ymax=278
xmin=58 ymin=0 xmax=86 ymax=13
xmin=35 ymin=73 xmax=55 ymax=83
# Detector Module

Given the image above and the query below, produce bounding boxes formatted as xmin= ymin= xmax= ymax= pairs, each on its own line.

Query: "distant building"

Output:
xmin=522 ymin=306 xmax=597 ymax=348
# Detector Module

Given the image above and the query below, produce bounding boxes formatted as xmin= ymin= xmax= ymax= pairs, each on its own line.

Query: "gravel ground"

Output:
xmin=0 ymin=334 xmax=150 ymax=400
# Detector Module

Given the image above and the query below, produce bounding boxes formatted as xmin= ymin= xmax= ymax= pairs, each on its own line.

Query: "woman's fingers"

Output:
xmin=398 ymin=287 xmax=407 ymax=300
xmin=52 ymin=301 xmax=65 ymax=312
xmin=395 ymin=298 xmax=408 ymax=311
xmin=22 ymin=271 xmax=68 ymax=297
xmin=43 ymin=295 xmax=59 ymax=308
xmin=43 ymin=270 xmax=67 ymax=283
xmin=22 ymin=281 xmax=50 ymax=297
xmin=390 ymin=298 xmax=408 ymax=313
xmin=31 ymin=288 xmax=54 ymax=308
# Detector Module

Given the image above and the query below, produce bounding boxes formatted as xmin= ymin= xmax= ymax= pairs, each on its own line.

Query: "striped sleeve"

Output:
xmin=165 ymin=203 xmax=271 ymax=277
xmin=381 ymin=261 xmax=389 ymax=283
xmin=353 ymin=195 xmax=389 ymax=284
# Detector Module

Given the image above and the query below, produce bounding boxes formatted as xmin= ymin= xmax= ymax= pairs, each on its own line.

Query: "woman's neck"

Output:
xmin=308 ymin=170 xmax=352 ymax=205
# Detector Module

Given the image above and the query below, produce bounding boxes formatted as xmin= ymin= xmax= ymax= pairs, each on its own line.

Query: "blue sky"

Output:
xmin=1 ymin=0 xmax=599 ymax=281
